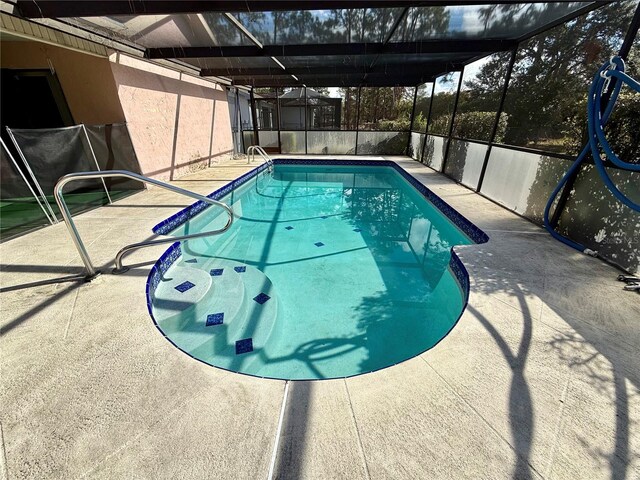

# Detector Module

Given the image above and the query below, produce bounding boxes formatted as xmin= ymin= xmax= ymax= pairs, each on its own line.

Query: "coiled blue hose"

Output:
xmin=543 ymin=56 xmax=640 ymax=253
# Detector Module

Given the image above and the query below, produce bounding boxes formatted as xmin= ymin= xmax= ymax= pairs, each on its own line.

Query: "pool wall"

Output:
xmin=145 ymin=159 xmax=488 ymax=377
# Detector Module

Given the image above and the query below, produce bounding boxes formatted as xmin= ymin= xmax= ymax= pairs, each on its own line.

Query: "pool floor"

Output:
xmin=151 ymin=165 xmax=477 ymax=379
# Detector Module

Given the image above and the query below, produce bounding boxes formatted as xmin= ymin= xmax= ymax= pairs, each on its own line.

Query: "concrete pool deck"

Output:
xmin=1 ymin=156 xmax=638 ymax=479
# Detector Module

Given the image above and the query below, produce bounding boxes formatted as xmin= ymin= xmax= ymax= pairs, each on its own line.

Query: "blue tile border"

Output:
xmin=152 ymin=162 xmax=270 ymax=235
xmin=147 ymin=241 xmax=181 ymax=301
xmin=449 ymin=251 xmax=470 ymax=297
xmin=151 ymin=159 xmax=488 ymax=246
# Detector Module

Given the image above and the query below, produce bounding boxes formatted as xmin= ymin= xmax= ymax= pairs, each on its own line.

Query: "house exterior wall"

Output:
xmin=0 ymin=40 xmax=125 ymax=125
xmin=1 ymin=36 xmax=234 ymax=181
xmin=110 ymin=55 xmax=233 ymax=180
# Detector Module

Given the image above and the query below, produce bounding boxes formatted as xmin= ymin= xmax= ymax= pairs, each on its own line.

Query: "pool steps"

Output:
xmin=151 ymin=265 xmax=214 ymax=322
xmin=151 ymin=257 xmax=280 ymax=367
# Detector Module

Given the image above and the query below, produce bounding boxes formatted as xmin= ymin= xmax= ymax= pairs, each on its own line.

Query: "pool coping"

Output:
xmin=145 ymin=159 xmax=489 ymax=381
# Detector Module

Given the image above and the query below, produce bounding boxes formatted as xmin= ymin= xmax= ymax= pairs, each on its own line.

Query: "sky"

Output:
xmin=321 ymin=54 xmax=493 ymax=98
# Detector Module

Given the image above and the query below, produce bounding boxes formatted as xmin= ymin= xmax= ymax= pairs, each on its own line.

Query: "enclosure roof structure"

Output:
xmin=14 ymin=0 xmax=613 ymax=87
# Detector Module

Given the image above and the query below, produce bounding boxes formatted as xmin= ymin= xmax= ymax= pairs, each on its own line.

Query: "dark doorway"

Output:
xmin=0 ymin=69 xmax=76 ymax=239
xmin=1 ymin=68 xmax=74 ymax=158
xmin=1 ymin=69 xmax=73 ymax=130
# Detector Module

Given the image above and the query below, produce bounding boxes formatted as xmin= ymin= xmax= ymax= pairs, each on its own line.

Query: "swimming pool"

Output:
xmin=146 ymin=161 xmax=488 ymax=380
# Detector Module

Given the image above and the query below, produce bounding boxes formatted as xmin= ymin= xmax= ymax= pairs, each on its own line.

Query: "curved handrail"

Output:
xmin=247 ymin=145 xmax=273 ymax=171
xmin=54 ymin=170 xmax=234 ymax=278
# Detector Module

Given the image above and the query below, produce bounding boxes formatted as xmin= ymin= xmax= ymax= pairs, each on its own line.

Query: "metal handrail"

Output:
xmin=54 ymin=170 xmax=234 ymax=278
xmin=247 ymin=145 xmax=273 ymax=171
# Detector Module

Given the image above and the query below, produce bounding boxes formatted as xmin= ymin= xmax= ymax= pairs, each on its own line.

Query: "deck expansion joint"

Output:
xmin=343 ymin=379 xmax=372 ymax=480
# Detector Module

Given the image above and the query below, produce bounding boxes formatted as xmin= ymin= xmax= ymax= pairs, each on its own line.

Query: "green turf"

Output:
xmin=0 ymin=189 xmax=136 ymax=240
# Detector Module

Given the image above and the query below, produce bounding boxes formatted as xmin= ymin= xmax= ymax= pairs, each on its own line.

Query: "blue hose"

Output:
xmin=543 ymin=56 xmax=640 ymax=254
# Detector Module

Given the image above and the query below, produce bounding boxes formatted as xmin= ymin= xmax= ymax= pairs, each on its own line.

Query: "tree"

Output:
xmin=466 ymin=1 xmax=638 ymax=155
xmin=356 ymin=87 xmax=414 ymax=131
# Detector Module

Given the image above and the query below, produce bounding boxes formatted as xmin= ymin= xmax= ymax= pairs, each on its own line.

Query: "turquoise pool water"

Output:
xmin=150 ymin=165 xmax=476 ymax=380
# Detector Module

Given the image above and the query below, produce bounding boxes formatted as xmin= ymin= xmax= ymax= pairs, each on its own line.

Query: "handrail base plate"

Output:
xmin=84 ymin=271 xmax=102 ymax=282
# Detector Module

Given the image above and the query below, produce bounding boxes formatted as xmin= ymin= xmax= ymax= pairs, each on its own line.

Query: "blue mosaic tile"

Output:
xmin=236 ymin=338 xmax=253 ymax=355
xmin=285 ymin=226 xmax=294 ymax=230
xmin=449 ymin=253 xmax=470 ymax=293
xmin=148 ymin=242 xmax=182 ymax=294
xmin=253 ymin=292 xmax=271 ymax=305
xmin=206 ymin=312 xmax=224 ymax=326
xmin=353 ymin=228 xmax=362 ymax=232
xmin=185 ymin=258 xmax=197 ymax=264
xmin=152 ymin=164 xmax=263 ymax=235
xmin=210 ymin=268 xmax=224 ymax=276
xmin=174 ymin=281 xmax=195 ymax=293
xmin=152 ymin=158 xmax=488 ymax=245
xmin=234 ymin=266 xmax=246 ymax=273
xmin=314 ymin=242 xmax=325 ymax=247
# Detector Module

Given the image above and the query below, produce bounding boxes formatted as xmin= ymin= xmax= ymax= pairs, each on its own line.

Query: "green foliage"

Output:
xmin=357 ymin=87 xmax=414 ymax=131
xmin=604 ymin=90 xmax=640 ymax=163
xmin=428 ymin=92 xmax=456 ymax=135
xmin=453 ymin=111 xmax=505 ymax=142
xmin=378 ymin=119 xmax=411 ymax=131
xmin=337 ymin=87 xmax=359 ymax=129
xmin=412 ymin=111 xmax=427 ymax=132
xmin=505 ymin=2 xmax=636 ymax=154
xmin=429 ymin=114 xmax=451 ymax=136
xmin=464 ymin=1 xmax=638 ymax=157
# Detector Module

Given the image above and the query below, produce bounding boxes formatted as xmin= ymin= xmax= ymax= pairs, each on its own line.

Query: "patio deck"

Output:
xmin=1 ymin=156 xmax=638 ymax=479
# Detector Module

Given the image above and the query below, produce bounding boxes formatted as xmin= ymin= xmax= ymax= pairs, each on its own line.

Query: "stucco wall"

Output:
xmin=0 ymin=40 xmax=125 ymax=125
xmin=110 ymin=57 xmax=234 ymax=180
xmin=2 ymin=38 xmax=235 ymax=181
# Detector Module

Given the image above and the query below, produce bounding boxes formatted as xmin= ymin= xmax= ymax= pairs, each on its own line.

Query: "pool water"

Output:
xmin=150 ymin=165 xmax=477 ymax=380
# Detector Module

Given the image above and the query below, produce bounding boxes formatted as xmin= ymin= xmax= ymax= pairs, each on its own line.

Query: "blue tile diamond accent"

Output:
xmin=206 ymin=312 xmax=224 ymax=326
xmin=210 ymin=268 xmax=224 ymax=276
xmin=285 ymin=226 xmax=294 ymax=230
xmin=234 ymin=266 xmax=246 ymax=273
xmin=253 ymin=293 xmax=271 ymax=304
xmin=185 ymin=258 xmax=197 ymax=264
xmin=236 ymin=338 xmax=253 ymax=355
xmin=314 ymin=242 xmax=324 ymax=247
xmin=174 ymin=281 xmax=195 ymax=293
